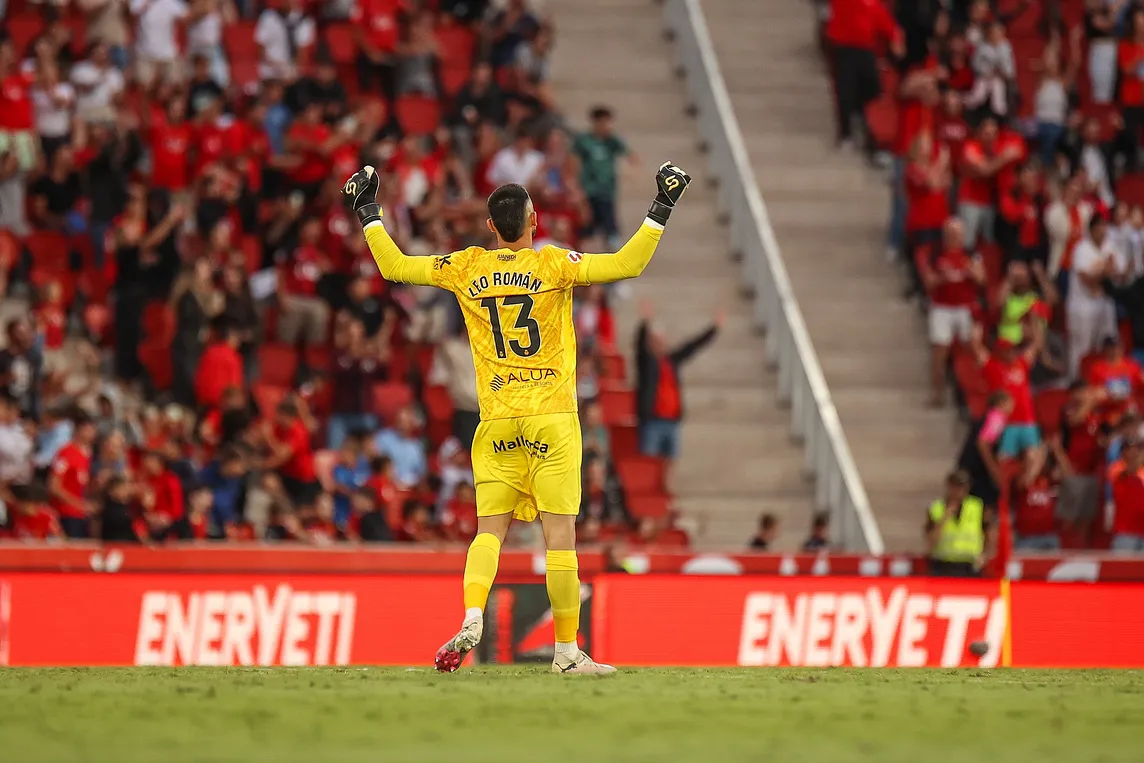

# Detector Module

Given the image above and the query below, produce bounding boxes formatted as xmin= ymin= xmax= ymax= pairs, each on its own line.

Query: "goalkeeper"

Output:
xmin=343 ymin=160 xmax=692 ymax=674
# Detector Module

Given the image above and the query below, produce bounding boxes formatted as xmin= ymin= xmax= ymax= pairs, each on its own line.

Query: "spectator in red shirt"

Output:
xmin=935 ymin=90 xmax=969 ymax=166
xmin=1010 ymin=443 xmax=1063 ymax=551
xmin=353 ymin=0 xmax=405 ymax=100
xmin=972 ymin=321 xmax=1044 ymax=459
xmin=0 ymin=40 xmax=38 ymax=174
xmin=826 ymin=0 xmax=903 ymax=153
xmin=148 ymin=98 xmax=193 ymax=192
xmin=959 ymin=117 xmax=1024 ymax=249
xmin=1109 ymin=437 xmax=1144 ymax=551
xmin=285 ymin=102 xmax=341 ymax=199
xmin=263 ymin=398 xmax=318 ymax=506
xmin=440 ymin=481 xmax=477 ymax=542
xmin=49 ymin=412 xmax=98 ymax=538
xmin=890 ymin=67 xmax=940 ymax=259
xmin=278 ymin=217 xmax=332 ymax=347
xmin=998 ymin=163 xmax=1047 ymax=267
xmin=1085 ymin=336 xmax=1144 ymax=425
xmin=139 ymin=449 xmax=186 ymax=541
xmin=635 ymin=303 xmax=723 ymax=468
xmin=1056 ymin=380 xmax=1104 ymax=528
xmin=194 ymin=318 xmax=244 ymax=410
xmin=920 ymin=218 xmax=986 ymax=406
xmin=905 ymin=131 xmax=951 ymax=274
xmin=1118 ymin=9 xmax=1144 ymax=172
xmin=8 ymin=483 xmax=62 ymax=541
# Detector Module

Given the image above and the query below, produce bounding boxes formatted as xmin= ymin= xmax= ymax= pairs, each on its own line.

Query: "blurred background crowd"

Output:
xmin=822 ymin=0 xmax=1144 ymax=554
xmin=0 ymin=0 xmax=698 ymax=548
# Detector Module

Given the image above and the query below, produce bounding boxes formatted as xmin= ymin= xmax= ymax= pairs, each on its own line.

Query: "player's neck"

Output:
xmin=497 ymin=235 xmax=535 ymax=252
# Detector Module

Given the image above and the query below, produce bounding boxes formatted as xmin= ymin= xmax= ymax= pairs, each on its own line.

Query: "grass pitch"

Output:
xmin=1 ymin=668 xmax=1142 ymax=763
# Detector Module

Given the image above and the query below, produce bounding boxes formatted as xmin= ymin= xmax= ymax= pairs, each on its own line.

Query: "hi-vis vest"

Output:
xmin=998 ymin=292 xmax=1038 ymax=344
xmin=929 ymin=497 xmax=985 ymax=563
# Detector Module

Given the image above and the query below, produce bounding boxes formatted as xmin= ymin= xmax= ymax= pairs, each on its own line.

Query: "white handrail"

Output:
xmin=663 ymin=0 xmax=885 ymax=553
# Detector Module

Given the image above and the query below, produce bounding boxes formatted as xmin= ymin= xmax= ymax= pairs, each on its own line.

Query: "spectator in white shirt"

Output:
xmin=130 ymin=0 xmax=190 ymax=86
xmin=486 ymin=126 xmax=544 ymax=189
xmin=1067 ymin=215 xmax=1120 ymax=378
xmin=31 ymin=61 xmax=76 ymax=159
xmin=70 ymin=42 xmax=125 ymax=122
xmin=0 ymin=392 xmax=34 ymax=487
xmin=187 ymin=0 xmax=233 ymax=87
xmin=78 ymin=0 xmax=132 ymax=70
xmin=255 ymin=0 xmax=316 ymax=82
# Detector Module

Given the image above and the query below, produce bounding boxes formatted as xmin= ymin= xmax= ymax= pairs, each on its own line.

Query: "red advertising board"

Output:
xmin=591 ymin=575 xmax=1144 ymax=668
xmin=0 ymin=573 xmax=460 ymax=667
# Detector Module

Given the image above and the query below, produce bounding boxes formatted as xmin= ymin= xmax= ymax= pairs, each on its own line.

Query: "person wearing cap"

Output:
xmin=926 ymin=470 xmax=992 ymax=577
xmin=971 ymin=321 xmax=1044 ymax=458
xmin=1066 ymin=214 xmax=1120 ymax=379
xmin=1108 ymin=437 xmax=1144 ymax=552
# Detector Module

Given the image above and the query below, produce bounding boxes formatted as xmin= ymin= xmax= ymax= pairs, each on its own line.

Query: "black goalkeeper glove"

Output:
xmin=646 ymin=161 xmax=692 ymax=226
xmin=341 ymin=165 xmax=383 ymax=226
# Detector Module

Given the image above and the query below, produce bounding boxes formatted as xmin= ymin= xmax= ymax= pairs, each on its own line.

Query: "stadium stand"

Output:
xmin=0 ymin=0 xmax=693 ymax=549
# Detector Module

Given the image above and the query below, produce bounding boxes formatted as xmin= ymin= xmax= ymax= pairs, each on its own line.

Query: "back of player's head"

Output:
xmin=487 ymin=183 xmax=532 ymax=242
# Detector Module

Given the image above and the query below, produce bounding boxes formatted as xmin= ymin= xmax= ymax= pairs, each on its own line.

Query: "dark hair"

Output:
xmin=811 ymin=512 xmax=830 ymax=530
xmin=589 ymin=106 xmax=613 ymax=121
xmin=759 ymin=513 xmax=778 ymax=530
xmin=73 ymin=410 xmax=95 ymax=429
xmin=487 ymin=183 xmax=531 ymax=242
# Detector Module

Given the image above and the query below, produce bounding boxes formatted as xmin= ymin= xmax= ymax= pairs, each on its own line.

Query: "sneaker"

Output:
xmin=434 ymin=616 xmax=483 ymax=673
xmin=551 ymin=650 xmax=617 ymax=675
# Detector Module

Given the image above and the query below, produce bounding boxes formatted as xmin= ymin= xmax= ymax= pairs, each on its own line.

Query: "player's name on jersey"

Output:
xmin=466 ymin=271 xmax=545 ymax=297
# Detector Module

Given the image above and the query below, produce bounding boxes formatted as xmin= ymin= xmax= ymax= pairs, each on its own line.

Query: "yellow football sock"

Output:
xmin=546 ymin=550 xmax=580 ymax=644
xmin=462 ymin=533 xmax=502 ymax=612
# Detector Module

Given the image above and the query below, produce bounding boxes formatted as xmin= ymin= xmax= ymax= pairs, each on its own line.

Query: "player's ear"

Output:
xmin=486 ymin=217 xmax=497 ymax=236
xmin=529 ymin=209 xmax=538 ymax=234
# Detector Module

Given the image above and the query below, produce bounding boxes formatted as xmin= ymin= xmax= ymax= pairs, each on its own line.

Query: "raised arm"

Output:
xmin=574 ymin=161 xmax=692 ymax=285
xmin=343 ymin=166 xmax=436 ymax=287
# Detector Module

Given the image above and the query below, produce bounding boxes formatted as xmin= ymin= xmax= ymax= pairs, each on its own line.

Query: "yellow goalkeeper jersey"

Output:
xmin=363 ymin=218 xmax=664 ymax=420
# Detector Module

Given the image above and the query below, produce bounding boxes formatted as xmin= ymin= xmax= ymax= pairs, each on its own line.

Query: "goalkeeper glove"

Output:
xmin=342 ymin=165 xmax=383 ymax=226
xmin=646 ymin=161 xmax=692 ymax=226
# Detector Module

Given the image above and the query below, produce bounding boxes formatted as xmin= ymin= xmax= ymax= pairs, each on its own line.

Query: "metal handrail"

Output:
xmin=663 ymin=0 xmax=885 ymax=553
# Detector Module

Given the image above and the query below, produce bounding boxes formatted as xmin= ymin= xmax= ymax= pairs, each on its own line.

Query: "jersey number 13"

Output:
xmin=479 ymin=295 xmax=541 ymax=359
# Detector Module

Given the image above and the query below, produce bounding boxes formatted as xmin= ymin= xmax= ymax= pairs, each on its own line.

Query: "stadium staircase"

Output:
xmin=699 ymin=0 xmax=951 ymax=550
xmin=548 ymin=0 xmax=818 ymax=548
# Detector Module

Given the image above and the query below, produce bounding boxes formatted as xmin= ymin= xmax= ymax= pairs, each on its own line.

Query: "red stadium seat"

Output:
xmin=138 ymin=340 xmax=173 ymax=390
xmin=222 ymin=21 xmax=257 ymax=60
xmin=609 ymin=424 xmax=639 ymax=459
xmin=258 ymin=343 xmax=299 ymax=387
xmin=600 ymin=353 xmax=626 ymax=381
xmin=230 ymin=58 xmax=260 ymax=91
xmin=141 ymin=301 xmax=176 ymax=343
xmin=253 ymin=383 xmax=289 ymax=418
xmin=599 ymin=385 xmax=636 ymax=426
xmin=5 ymin=14 xmax=44 ymax=56
xmin=615 ymin=457 xmax=666 ymax=495
xmin=303 ymin=344 xmax=331 ymax=372
xmin=628 ymin=493 xmax=670 ymax=519
xmin=25 ymin=231 xmax=70 ymax=270
xmin=1034 ymin=389 xmax=1070 ymax=436
xmin=240 ymin=235 xmax=262 ymax=274
xmin=441 ymin=64 xmax=471 ymax=98
xmin=434 ymin=23 xmax=476 ymax=69
xmin=423 ymin=384 xmax=454 ymax=423
xmin=655 ymin=528 xmax=691 ymax=548
xmin=324 ymin=23 xmax=357 ymax=66
xmin=395 ymin=94 xmax=442 ymax=135
xmin=372 ymin=381 xmax=415 ymax=423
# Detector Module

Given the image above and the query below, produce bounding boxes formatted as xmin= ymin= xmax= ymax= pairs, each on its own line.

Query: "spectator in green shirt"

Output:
xmin=574 ymin=106 xmax=635 ymax=249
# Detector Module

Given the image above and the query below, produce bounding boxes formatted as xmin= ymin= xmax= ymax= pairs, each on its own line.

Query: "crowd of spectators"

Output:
xmin=0 ymin=0 xmax=685 ymax=548
xmin=824 ymin=0 xmax=1144 ymax=553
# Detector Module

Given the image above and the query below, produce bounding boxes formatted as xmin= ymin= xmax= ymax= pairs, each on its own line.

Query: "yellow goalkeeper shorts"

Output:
xmin=471 ymin=412 xmax=583 ymax=521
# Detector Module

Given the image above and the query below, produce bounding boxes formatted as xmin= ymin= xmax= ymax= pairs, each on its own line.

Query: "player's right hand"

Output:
xmin=647 ymin=161 xmax=692 ymax=226
xmin=342 ymin=165 xmax=383 ymax=226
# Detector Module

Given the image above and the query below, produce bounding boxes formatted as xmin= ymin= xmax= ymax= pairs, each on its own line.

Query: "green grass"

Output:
xmin=1 ymin=668 xmax=1142 ymax=762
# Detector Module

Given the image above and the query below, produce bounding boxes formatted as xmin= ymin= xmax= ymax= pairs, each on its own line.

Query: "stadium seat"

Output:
xmin=372 ymin=381 xmax=415 ymax=423
xmin=600 ymin=353 xmax=626 ymax=381
xmin=628 ymin=493 xmax=670 ymax=520
xmin=1034 ymin=389 xmax=1070 ymax=436
xmin=303 ymin=345 xmax=331 ymax=372
xmin=141 ymin=301 xmax=176 ymax=343
xmin=5 ymin=14 xmax=44 ymax=56
xmin=253 ymin=383 xmax=289 ymax=418
xmin=395 ymin=95 xmax=442 ymax=135
xmin=222 ymin=21 xmax=257 ymax=60
xmin=610 ymin=424 xmax=640 ymax=459
xmin=258 ymin=343 xmax=299 ymax=388
xmin=137 ymin=340 xmax=173 ymax=390
xmin=615 ymin=457 xmax=666 ymax=495
xmin=434 ymin=23 xmax=476 ymax=69
xmin=599 ymin=386 xmax=636 ymax=426
xmin=230 ymin=58 xmax=260 ymax=91
xmin=423 ymin=384 xmax=454 ymax=423
xmin=25 ymin=231 xmax=71 ymax=271
xmin=441 ymin=65 xmax=471 ymax=98
xmin=324 ymin=23 xmax=358 ymax=66
xmin=240 ymin=235 xmax=262 ymax=274
xmin=655 ymin=528 xmax=691 ymax=547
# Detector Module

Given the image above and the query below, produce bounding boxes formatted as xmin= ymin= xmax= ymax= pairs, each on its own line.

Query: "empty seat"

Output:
xmin=372 ymin=381 xmax=415 ymax=423
xmin=615 ymin=456 xmax=666 ymax=495
xmin=628 ymin=493 xmax=670 ymax=519
xmin=395 ymin=94 xmax=442 ymax=135
xmin=258 ymin=343 xmax=299 ymax=387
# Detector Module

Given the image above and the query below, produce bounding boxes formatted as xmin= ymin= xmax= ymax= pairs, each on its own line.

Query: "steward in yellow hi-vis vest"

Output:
xmin=342 ymin=160 xmax=692 ymax=675
xmin=926 ymin=470 xmax=989 ymax=577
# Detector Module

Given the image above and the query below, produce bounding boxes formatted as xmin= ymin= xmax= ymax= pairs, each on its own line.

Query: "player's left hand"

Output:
xmin=342 ymin=165 xmax=383 ymax=226
xmin=647 ymin=161 xmax=692 ymax=226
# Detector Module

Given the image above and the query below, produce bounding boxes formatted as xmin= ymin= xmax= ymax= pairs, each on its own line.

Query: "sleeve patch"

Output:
xmin=566 ymin=251 xmax=582 ymax=264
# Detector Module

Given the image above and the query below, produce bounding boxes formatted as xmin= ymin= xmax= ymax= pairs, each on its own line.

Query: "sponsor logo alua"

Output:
xmin=490 ymin=368 xmax=557 ymax=392
xmin=493 ymin=436 xmax=549 ymax=458
xmin=134 ymin=584 xmax=357 ymax=666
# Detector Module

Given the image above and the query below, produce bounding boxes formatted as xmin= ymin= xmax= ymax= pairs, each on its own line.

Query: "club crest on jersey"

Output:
xmin=566 ymin=251 xmax=582 ymax=264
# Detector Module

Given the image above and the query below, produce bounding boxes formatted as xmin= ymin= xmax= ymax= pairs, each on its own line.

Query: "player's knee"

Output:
xmin=539 ymin=512 xmax=577 ymax=550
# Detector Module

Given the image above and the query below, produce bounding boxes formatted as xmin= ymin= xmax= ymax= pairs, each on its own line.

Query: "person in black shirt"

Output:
xmin=0 ymin=317 xmax=44 ymax=421
xmin=801 ymin=512 xmax=831 ymax=552
xmin=83 ymin=118 xmax=142 ymax=268
xmin=955 ymin=391 xmax=1013 ymax=511
xmin=289 ymin=57 xmax=349 ymax=124
xmin=98 ymin=475 xmax=143 ymax=542
xmin=749 ymin=512 xmax=779 ymax=550
xmin=352 ymin=489 xmax=393 ymax=542
xmin=187 ymin=54 xmax=226 ymax=118
xmin=30 ymin=146 xmax=82 ymax=232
